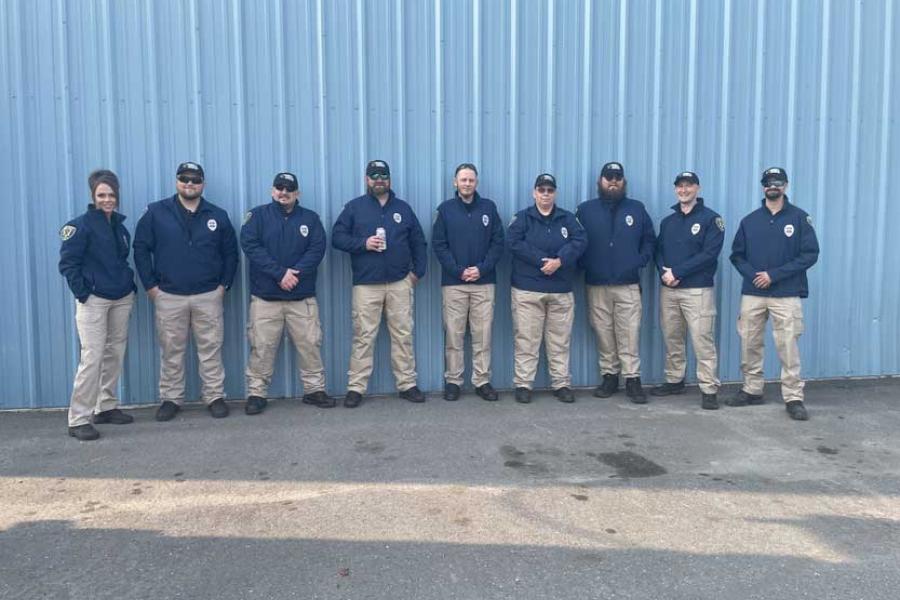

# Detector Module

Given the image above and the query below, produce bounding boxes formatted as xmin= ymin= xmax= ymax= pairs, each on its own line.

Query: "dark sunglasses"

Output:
xmin=369 ymin=173 xmax=390 ymax=181
xmin=178 ymin=175 xmax=203 ymax=185
xmin=603 ymin=173 xmax=624 ymax=182
xmin=764 ymin=180 xmax=786 ymax=188
xmin=274 ymin=184 xmax=297 ymax=192
xmin=536 ymin=186 xmax=556 ymax=194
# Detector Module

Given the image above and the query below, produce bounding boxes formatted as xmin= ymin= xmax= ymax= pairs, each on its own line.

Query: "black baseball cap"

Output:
xmin=760 ymin=166 xmax=788 ymax=185
xmin=601 ymin=162 xmax=625 ymax=179
xmin=273 ymin=172 xmax=299 ymax=191
xmin=366 ymin=160 xmax=391 ymax=178
xmin=534 ymin=173 xmax=557 ymax=189
xmin=176 ymin=161 xmax=204 ymax=179
xmin=674 ymin=171 xmax=700 ymax=185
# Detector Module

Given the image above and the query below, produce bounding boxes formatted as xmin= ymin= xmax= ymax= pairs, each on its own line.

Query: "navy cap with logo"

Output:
xmin=273 ymin=172 xmax=299 ymax=192
xmin=366 ymin=160 xmax=391 ymax=178
xmin=760 ymin=166 xmax=788 ymax=185
xmin=674 ymin=171 xmax=700 ymax=185
xmin=601 ymin=162 xmax=625 ymax=179
xmin=534 ymin=173 xmax=557 ymax=189
xmin=176 ymin=161 xmax=204 ymax=179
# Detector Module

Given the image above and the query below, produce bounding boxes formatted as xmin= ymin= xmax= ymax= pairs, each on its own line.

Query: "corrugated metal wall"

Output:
xmin=1 ymin=0 xmax=897 ymax=409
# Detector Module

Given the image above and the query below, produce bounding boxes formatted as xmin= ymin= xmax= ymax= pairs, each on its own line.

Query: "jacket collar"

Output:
xmin=669 ymin=197 xmax=705 ymax=215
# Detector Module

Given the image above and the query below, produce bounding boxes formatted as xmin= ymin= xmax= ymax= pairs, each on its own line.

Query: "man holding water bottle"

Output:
xmin=331 ymin=160 xmax=428 ymax=408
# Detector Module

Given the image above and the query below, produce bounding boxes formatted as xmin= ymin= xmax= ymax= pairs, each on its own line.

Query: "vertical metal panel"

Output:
xmin=1 ymin=0 xmax=898 ymax=409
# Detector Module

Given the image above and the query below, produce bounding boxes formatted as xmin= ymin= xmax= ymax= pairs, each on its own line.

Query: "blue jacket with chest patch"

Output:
xmin=331 ymin=191 xmax=427 ymax=285
xmin=730 ymin=198 xmax=819 ymax=298
xmin=654 ymin=198 xmax=724 ymax=288
xmin=58 ymin=205 xmax=136 ymax=303
xmin=432 ymin=192 xmax=505 ymax=286
xmin=240 ymin=200 xmax=326 ymax=301
xmin=508 ymin=204 xmax=587 ymax=293
xmin=576 ymin=196 xmax=656 ymax=285
xmin=133 ymin=195 xmax=238 ymax=295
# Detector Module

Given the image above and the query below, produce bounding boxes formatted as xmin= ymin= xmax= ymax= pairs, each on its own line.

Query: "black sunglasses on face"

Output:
xmin=764 ymin=180 xmax=786 ymax=188
xmin=604 ymin=174 xmax=624 ymax=182
xmin=369 ymin=173 xmax=390 ymax=181
xmin=178 ymin=175 xmax=203 ymax=185
xmin=274 ymin=185 xmax=296 ymax=192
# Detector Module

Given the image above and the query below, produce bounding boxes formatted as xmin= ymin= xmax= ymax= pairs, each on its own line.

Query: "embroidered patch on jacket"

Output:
xmin=715 ymin=217 xmax=725 ymax=231
xmin=393 ymin=212 xmax=402 ymax=223
xmin=60 ymin=225 xmax=77 ymax=241
xmin=806 ymin=215 xmax=813 ymax=226
xmin=243 ymin=211 xmax=252 ymax=225
xmin=561 ymin=226 xmax=568 ymax=238
xmin=482 ymin=214 xmax=489 ymax=227
xmin=300 ymin=224 xmax=309 ymax=237
xmin=691 ymin=223 xmax=701 ymax=235
xmin=784 ymin=224 xmax=795 ymax=237
xmin=625 ymin=215 xmax=634 ymax=227
xmin=207 ymin=219 xmax=218 ymax=231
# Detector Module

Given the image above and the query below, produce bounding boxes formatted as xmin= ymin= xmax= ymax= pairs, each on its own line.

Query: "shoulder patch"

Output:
xmin=509 ymin=214 xmax=517 ymax=226
xmin=715 ymin=217 xmax=725 ymax=232
xmin=806 ymin=215 xmax=813 ymax=226
xmin=243 ymin=211 xmax=252 ymax=225
xmin=60 ymin=225 xmax=77 ymax=241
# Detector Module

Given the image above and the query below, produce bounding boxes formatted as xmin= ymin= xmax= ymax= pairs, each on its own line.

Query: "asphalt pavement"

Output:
xmin=1 ymin=378 xmax=899 ymax=600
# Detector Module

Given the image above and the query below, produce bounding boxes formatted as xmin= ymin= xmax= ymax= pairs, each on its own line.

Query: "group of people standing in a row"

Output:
xmin=59 ymin=159 xmax=819 ymax=441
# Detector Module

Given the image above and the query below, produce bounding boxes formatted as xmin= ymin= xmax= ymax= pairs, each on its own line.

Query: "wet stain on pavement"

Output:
xmin=500 ymin=445 xmax=550 ymax=476
xmin=594 ymin=451 xmax=666 ymax=478
xmin=817 ymin=446 xmax=839 ymax=455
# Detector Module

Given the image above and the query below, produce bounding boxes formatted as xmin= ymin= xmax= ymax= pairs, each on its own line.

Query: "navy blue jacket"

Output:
xmin=508 ymin=205 xmax=587 ymax=293
xmin=654 ymin=198 xmax=724 ymax=288
xmin=576 ymin=196 xmax=656 ymax=285
xmin=331 ymin=191 xmax=427 ymax=285
xmin=432 ymin=192 xmax=505 ymax=286
xmin=240 ymin=200 xmax=326 ymax=301
xmin=133 ymin=195 xmax=239 ymax=295
xmin=730 ymin=198 xmax=819 ymax=298
xmin=59 ymin=205 xmax=136 ymax=303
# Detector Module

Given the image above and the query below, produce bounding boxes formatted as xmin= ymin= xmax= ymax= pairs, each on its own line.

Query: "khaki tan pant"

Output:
xmin=154 ymin=288 xmax=225 ymax=404
xmin=441 ymin=284 xmax=495 ymax=387
xmin=659 ymin=286 xmax=720 ymax=394
xmin=68 ymin=293 xmax=135 ymax=426
xmin=245 ymin=296 xmax=326 ymax=397
xmin=586 ymin=284 xmax=642 ymax=378
xmin=738 ymin=295 xmax=805 ymax=402
xmin=511 ymin=288 xmax=574 ymax=389
xmin=347 ymin=275 xmax=417 ymax=393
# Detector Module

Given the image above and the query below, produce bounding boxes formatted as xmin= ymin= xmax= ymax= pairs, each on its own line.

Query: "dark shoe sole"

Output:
xmin=155 ymin=403 xmax=180 ymax=422
xmin=68 ymin=426 xmax=100 ymax=441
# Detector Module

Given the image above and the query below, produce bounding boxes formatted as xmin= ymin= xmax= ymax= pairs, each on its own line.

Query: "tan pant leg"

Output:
xmin=384 ymin=276 xmax=417 ymax=391
xmin=511 ymin=288 xmax=546 ymax=389
xmin=659 ymin=286 xmax=688 ymax=383
xmin=738 ymin=295 xmax=768 ymax=396
xmin=469 ymin=284 xmax=495 ymax=387
xmin=96 ymin=292 xmax=135 ymax=413
xmin=347 ymin=284 xmax=386 ymax=394
xmin=154 ymin=291 xmax=191 ymax=404
xmin=441 ymin=286 xmax=469 ymax=386
xmin=69 ymin=296 xmax=111 ymax=426
xmin=613 ymin=284 xmax=642 ymax=378
xmin=245 ymin=296 xmax=286 ymax=398
xmin=543 ymin=292 xmax=575 ymax=389
xmin=683 ymin=287 xmax=720 ymax=394
xmin=769 ymin=297 xmax=805 ymax=403
xmin=191 ymin=288 xmax=226 ymax=403
xmin=586 ymin=285 xmax=619 ymax=375
xmin=284 ymin=297 xmax=327 ymax=394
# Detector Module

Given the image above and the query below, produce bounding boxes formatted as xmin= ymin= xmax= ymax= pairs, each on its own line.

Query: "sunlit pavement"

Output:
xmin=2 ymin=379 xmax=898 ymax=599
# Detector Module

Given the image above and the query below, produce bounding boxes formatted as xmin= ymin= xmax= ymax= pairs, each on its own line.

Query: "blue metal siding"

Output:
xmin=0 ymin=0 xmax=897 ymax=409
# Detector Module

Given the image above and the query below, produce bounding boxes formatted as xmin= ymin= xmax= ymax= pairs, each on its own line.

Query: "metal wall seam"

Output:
xmin=649 ymin=0 xmax=661 ymax=196
xmin=543 ymin=0 xmax=554 ymax=170
xmin=845 ymin=0 xmax=861 ymax=375
xmin=472 ymin=0 xmax=481 ymax=169
xmin=750 ymin=0 xmax=766 ymax=179
xmin=717 ymin=0 xmax=735 ymax=375
xmin=394 ymin=0 xmax=406 ymax=191
xmin=188 ymin=0 xmax=203 ymax=159
xmin=100 ymin=0 xmax=116 ymax=163
xmin=144 ymin=0 xmax=162 ymax=202
xmin=616 ymin=0 xmax=627 ymax=156
xmin=873 ymin=0 xmax=894 ymax=373
xmin=577 ymin=0 xmax=592 ymax=204
xmin=784 ymin=0 xmax=799 ymax=167
xmin=685 ymin=0 xmax=698 ymax=166
xmin=813 ymin=0 xmax=830 ymax=358
xmin=354 ymin=0 xmax=366 ymax=173
xmin=507 ymin=0 xmax=518 ymax=209
xmin=434 ymin=0 xmax=444 ymax=204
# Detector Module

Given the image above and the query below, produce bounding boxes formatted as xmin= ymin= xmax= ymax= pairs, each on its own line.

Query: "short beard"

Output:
xmin=598 ymin=181 xmax=626 ymax=202
xmin=765 ymin=189 xmax=783 ymax=201
xmin=367 ymin=183 xmax=390 ymax=197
